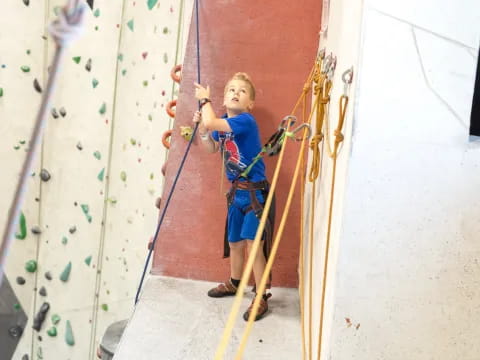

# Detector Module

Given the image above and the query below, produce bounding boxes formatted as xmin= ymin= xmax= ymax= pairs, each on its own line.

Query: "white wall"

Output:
xmin=0 ymin=0 xmax=193 ymax=359
xmin=301 ymin=0 xmax=364 ymax=358
xmin=315 ymin=1 xmax=480 ymax=359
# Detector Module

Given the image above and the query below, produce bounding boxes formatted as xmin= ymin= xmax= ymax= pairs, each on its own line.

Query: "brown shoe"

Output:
xmin=207 ymin=280 xmax=237 ymax=298
xmin=243 ymin=293 xmax=271 ymax=321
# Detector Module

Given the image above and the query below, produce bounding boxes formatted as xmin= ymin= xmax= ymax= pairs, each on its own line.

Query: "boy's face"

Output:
xmin=223 ymin=79 xmax=255 ymax=114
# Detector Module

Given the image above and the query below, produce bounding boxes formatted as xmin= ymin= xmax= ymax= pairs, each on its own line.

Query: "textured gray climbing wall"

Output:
xmin=0 ymin=0 xmax=193 ymax=359
xmin=0 ymin=275 xmax=28 ymax=360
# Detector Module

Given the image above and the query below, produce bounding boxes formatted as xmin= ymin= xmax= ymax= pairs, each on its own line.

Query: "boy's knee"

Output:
xmin=246 ymin=239 xmax=264 ymax=251
xmin=229 ymin=240 xmax=246 ymax=252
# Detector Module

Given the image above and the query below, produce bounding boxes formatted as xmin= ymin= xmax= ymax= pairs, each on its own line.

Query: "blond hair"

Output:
xmin=224 ymin=72 xmax=256 ymax=100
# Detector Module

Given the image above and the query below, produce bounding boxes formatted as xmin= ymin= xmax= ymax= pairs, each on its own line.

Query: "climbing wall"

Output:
xmin=153 ymin=0 xmax=322 ymax=286
xmin=0 ymin=0 xmax=193 ymax=359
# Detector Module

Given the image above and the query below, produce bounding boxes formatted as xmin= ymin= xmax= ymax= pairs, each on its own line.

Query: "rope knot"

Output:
xmin=309 ymin=134 xmax=323 ymax=149
xmin=49 ymin=1 xmax=86 ymax=47
xmin=320 ymin=96 xmax=330 ymax=104
xmin=334 ymin=130 xmax=344 ymax=143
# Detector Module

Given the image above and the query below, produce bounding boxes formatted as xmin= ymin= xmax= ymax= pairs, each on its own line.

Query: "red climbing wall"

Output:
xmin=152 ymin=0 xmax=322 ymax=287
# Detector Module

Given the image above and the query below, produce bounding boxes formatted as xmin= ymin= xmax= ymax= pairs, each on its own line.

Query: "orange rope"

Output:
xmin=235 ymin=120 xmax=311 ymax=360
xmin=316 ymin=94 xmax=349 ymax=360
xmin=299 ymin=93 xmax=308 ymax=360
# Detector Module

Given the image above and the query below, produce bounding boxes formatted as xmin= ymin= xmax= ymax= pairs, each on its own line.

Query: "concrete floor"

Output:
xmin=114 ymin=276 xmax=302 ymax=360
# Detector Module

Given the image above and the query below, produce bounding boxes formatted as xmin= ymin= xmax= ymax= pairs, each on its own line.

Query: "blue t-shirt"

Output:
xmin=211 ymin=112 xmax=266 ymax=182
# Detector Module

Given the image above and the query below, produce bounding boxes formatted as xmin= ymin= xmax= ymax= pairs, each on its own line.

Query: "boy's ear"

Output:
xmin=248 ymin=101 xmax=255 ymax=111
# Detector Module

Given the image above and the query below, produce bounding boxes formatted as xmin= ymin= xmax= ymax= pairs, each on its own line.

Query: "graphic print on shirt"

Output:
xmin=220 ymin=133 xmax=247 ymax=178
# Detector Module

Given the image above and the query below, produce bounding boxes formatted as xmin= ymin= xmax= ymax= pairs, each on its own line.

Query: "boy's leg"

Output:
xmin=229 ymin=240 xmax=246 ymax=279
xmin=246 ymin=240 xmax=267 ymax=293
xmin=243 ymin=239 xmax=271 ymax=321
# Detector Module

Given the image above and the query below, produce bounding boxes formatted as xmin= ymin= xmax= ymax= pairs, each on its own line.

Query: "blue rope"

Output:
xmin=135 ymin=0 xmax=201 ymax=305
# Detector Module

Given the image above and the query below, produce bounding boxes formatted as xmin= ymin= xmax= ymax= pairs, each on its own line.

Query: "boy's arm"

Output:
xmin=194 ymin=83 xmax=232 ymax=132
xmin=192 ymin=110 xmax=219 ymax=153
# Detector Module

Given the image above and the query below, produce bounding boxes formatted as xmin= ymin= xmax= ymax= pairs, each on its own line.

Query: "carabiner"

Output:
xmin=279 ymin=115 xmax=297 ymax=130
xmin=342 ymin=66 xmax=354 ymax=95
xmin=290 ymin=123 xmax=312 ymax=141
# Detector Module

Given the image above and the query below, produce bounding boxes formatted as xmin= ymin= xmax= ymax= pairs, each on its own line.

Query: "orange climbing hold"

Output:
xmin=170 ymin=64 xmax=182 ymax=83
xmin=166 ymin=100 xmax=176 ymax=118
xmin=162 ymin=130 xmax=172 ymax=149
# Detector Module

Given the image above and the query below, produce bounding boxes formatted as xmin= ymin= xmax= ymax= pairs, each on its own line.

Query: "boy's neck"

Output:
xmin=226 ymin=108 xmax=248 ymax=118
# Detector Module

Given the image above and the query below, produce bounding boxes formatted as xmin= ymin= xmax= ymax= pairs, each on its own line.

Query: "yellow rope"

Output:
xmin=306 ymin=61 xmax=329 ymax=360
xmin=309 ymin=75 xmax=331 ymax=181
xmin=235 ymin=121 xmax=311 ymax=360
xmin=298 ymin=93 xmax=308 ymax=360
xmin=214 ymin=64 xmax=316 ymax=360
xmin=315 ymin=94 xmax=349 ymax=360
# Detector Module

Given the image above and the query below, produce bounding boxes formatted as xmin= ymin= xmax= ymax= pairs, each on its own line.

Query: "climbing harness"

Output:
xmin=0 ymin=0 xmax=86 ymax=286
xmin=135 ymin=0 xmax=202 ymax=304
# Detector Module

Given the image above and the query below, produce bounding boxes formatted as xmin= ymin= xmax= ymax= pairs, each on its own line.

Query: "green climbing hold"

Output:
xmin=122 ymin=69 xmax=127 ymax=76
xmin=150 ymin=173 xmax=154 ymax=180
xmin=148 ymin=114 xmax=153 ymax=121
xmin=97 ymin=168 xmax=105 ymax=181
xmin=84 ymin=255 xmax=92 ymax=266
xmin=107 ymin=197 xmax=117 ymax=205
xmin=143 ymin=80 xmax=148 ymax=87
xmin=14 ymin=303 xmax=21 ymax=311
xmin=65 ymin=320 xmax=75 ymax=346
xmin=62 ymin=236 xmax=68 ymax=245
xmin=101 ymin=304 xmax=108 ymax=311
xmin=147 ymin=0 xmax=158 ymax=10
xmin=163 ymin=27 xmax=168 ymax=34
xmin=163 ymin=53 xmax=168 ymax=64
xmin=130 ymin=138 xmax=137 ymax=145
xmin=60 ymin=262 xmax=72 ymax=282
xmin=51 ymin=314 xmax=61 ymax=325
xmin=27 ymin=49 xmax=31 ymax=55
xmin=99 ymin=102 xmax=106 ymax=115
xmin=81 ymin=204 xmax=92 ymax=223
xmin=47 ymin=326 xmax=57 ymax=337
xmin=0 ymin=88 xmax=3 ymax=97
xmin=92 ymin=78 xmax=99 ymax=88
xmin=72 ymin=56 xmax=81 ymax=64
xmin=127 ymin=19 xmax=134 ymax=31
xmin=94 ymin=8 xmax=100 ymax=17
xmin=37 ymin=346 xmax=43 ymax=359
xmin=21 ymin=65 xmax=30 ymax=73
xmin=53 ymin=6 xmax=60 ymax=15
xmin=120 ymin=171 xmax=127 ymax=182
xmin=25 ymin=260 xmax=37 ymax=273
xmin=14 ymin=145 xmax=20 ymax=150
xmin=15 ymin=212 xmax=27 ymax=239
xmin=117 ymin=53 xmax=124 ymax=61
xmin=93 ymin=151 xmax=101 ymax=160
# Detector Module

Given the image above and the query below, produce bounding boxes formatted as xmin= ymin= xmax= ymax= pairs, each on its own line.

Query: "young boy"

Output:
xmin=193 ymin=72 xmax=273 ymax=321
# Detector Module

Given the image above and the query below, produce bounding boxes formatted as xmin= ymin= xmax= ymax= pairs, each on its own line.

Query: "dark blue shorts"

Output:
xmin=227 ymin=189 xmax=265 ymax=243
